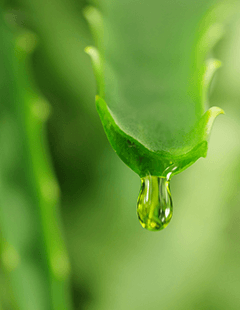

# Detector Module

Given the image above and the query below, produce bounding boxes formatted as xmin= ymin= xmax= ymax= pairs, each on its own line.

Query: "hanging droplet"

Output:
xmin=137 ymin=175 xmax=173 ymax=231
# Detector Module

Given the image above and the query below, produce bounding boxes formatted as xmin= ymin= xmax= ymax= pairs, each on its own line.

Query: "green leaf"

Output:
xmin=0 ymin=7 xmax=72 ymax=309
xmin=85 ymin=0 xmax=236 ymax=177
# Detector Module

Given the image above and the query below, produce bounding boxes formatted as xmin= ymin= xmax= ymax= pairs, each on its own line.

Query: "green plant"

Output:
xmin=0 ymin=8 xmax=72 ymax=310
xmin=85 ymin=0 xmax=237 ymax=230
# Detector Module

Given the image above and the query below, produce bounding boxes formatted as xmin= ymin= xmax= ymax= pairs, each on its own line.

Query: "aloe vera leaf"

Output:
xmin=85 ymin=0 xmax=237 ymax=177
xmin=0 ymin=9 xmax=72 ymax=310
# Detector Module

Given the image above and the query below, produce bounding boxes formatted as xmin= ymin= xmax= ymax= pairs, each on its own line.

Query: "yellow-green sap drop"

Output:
xmin=137 ymin=176 xmax=173 ymax=231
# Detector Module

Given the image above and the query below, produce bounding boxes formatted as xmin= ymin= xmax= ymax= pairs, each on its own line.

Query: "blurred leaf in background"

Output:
xmin=0 ymin=1 xmax=74 ymax=309
xmin=1 ymin=0 xmax=240 ymax=309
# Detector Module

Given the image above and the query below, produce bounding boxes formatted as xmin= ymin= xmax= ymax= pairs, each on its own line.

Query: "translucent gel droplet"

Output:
xmin=137 ymin=176 xmax=173 ymax=231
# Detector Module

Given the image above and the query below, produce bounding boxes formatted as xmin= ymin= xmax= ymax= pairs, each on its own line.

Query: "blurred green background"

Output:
xmin=1 ymin=0 xmax=240 ymax=309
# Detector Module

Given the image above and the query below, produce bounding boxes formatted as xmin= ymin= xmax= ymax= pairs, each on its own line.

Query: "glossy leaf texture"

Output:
xmin=85 ymin=0 xmax=237 ymax=178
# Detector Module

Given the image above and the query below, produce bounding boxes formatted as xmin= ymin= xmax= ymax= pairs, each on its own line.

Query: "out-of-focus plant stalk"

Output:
xmin=0 ymin=7 xmax=72 ymax=310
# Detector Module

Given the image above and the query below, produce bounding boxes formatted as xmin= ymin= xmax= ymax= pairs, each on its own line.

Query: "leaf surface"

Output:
xmin=86 ymin=0 xmax=236 ymax=177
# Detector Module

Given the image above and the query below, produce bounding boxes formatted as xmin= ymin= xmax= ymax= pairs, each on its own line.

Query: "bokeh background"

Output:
xmin=1 ymin=0 xmax=240 ymax=309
